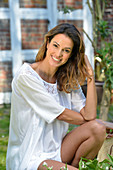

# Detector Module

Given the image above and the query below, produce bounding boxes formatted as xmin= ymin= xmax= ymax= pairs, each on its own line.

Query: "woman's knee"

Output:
xmin=88 ymin=120 xmax=106 ymax=140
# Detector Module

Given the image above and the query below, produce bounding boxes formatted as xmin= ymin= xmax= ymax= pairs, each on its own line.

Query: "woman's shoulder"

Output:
xmin=13 ymin=62 xmax=38 ymax=82
xmin=16 ymin=62 xmax=38 ymax=76
xmin=30 ymin=62 xmax=39 ymax=70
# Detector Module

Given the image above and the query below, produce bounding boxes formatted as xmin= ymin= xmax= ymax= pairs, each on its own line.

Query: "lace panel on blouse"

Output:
xmin=43 ymin=81 xmax=57 ymax=94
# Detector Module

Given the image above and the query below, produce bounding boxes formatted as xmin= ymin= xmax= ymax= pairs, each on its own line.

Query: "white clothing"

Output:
xmin=6 ymin=63 xmax=86 ymax=170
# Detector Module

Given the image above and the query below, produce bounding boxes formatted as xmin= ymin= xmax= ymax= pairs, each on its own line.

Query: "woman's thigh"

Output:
xmin=61 ymin=120 xmax=106 ymax=164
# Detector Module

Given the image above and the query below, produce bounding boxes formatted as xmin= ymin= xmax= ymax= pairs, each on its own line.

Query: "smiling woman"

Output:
xmin=6 ymin=23 xmax=108 ymax=170
xmin=36 ymin=23 xmax=89 ymax=92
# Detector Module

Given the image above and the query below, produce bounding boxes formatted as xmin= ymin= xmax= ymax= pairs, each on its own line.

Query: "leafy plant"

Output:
xmin=42 ymin=154 xmax=113 ymax=170
xmin=96 ymin=20 xmax=111 ymax=41
xmin=83 ymin=0 xmax=109 ymax=51
xmin=59 ymin=6 xmax=74 ymax=14
xmin=79 ymin=154 xmax=113 ymax=170
xmin=95 ymin=42 xmax=113 ymax=90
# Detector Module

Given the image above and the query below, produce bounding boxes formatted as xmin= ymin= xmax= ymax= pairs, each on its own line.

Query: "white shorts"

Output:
xmin=27 ymin=147 xmax=62 ymax=170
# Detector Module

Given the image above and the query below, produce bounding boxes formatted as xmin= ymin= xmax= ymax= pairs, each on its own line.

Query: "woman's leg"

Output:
xmin=61 ymin=120 xmax=106 ymax=168
xmin=38 ymin=160 xmax=78 ymax=170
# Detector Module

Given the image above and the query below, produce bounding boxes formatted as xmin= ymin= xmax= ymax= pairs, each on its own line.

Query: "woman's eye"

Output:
xmin=65 ymin=49 xmax=70 ymax=53
xmin=53 ymin=44 xmax=58 ymax=48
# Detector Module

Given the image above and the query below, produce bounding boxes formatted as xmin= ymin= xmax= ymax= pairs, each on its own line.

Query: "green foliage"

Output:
xmin=96 ymin=20 xmax=111 ymax=40
xmin=96 ymin=42 xmax=113 ymax=90
xmin=79 ymin=154 xmax=113 ymax=170
xmin=85 ymin=0 xmax=113 ymax=51
xmin=43 ymin=155 xmax=113 ymax=170
xmin=0 ymin=105 xmax=10 ymax=170
xmin=43 ymin=162 xmax=53 ymax=170
xmin=59 ymin=6 xmax=74 ymax=14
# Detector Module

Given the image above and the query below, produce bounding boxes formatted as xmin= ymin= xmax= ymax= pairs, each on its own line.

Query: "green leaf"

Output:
xmin=107 ymin=154 xmax=113 ymax=165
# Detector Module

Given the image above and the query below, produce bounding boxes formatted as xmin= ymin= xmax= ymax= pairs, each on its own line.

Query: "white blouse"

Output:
xmin=6 ymin=63 xmax=86 ymax=170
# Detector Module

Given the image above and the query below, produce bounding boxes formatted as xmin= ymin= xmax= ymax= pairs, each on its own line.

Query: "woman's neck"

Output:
xmin=31 ymin=61 xmax=57 ymax=84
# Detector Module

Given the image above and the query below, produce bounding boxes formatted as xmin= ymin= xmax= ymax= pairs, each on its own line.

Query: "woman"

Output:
xmin=6 ymin=23 xmax=106 ymax=170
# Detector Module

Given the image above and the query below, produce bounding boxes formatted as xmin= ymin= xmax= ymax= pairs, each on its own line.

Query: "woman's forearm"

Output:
xmin=57 ymin=108 xmax=87 ymax=125
xmin=81 ymin=74 xmax=97 ymax=120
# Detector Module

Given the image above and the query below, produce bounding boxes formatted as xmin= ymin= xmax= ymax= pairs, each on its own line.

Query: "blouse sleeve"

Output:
xmin=71 ymin=86 xmax=86 ymax=113
xmin=16 ymin=73 xmax=65 ymax=124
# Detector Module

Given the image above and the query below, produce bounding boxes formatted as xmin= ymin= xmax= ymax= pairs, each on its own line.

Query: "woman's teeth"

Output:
xmin=52 ymin=56 xmax=60 ymax=61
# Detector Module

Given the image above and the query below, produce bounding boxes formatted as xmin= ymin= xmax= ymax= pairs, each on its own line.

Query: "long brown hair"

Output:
xmin=36 ymin=23 xmax=91 ymax=93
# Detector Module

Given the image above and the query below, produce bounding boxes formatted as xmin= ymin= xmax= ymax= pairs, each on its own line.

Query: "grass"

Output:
xmin=0 ymin=104 xmax=10 ymax=170
xmin=0 ymin=104 xmax=113 ymax=170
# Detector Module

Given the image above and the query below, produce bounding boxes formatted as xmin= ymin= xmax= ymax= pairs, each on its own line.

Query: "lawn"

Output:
xmin=0 ymin=104 xmax=10 ymax=170
xmin=0 ymin=104 xmax=113 ymax=169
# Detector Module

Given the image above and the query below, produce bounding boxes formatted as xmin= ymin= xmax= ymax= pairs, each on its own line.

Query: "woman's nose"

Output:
xmin=57 ymin=49 xmax=63 ymax=57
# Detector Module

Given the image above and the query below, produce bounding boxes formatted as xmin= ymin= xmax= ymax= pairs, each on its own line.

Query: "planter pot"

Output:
xmin=82 ymin=81 xmax=104 ymax=105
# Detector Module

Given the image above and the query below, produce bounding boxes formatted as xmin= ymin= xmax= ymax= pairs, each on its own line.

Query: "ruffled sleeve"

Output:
xmin=16 ymin=73 xmax=65 ymax=124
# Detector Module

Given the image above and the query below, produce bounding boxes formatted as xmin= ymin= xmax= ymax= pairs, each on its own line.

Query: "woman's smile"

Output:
xmin=52 ymin=55 xmax=61 ymax=62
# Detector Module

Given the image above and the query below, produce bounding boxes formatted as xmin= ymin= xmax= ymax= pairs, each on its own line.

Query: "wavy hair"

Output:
xmin=36 ymin=23 xmax=91 ymax=93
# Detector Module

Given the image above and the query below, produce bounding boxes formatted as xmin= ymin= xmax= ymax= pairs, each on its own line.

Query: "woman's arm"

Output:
xmin=80 ymin=55 xmax=97 ymax=120
xmin=58 ymin=55 xmax=97 ymax=124
xmin=57 ymin=108 xmax=88 ymax=125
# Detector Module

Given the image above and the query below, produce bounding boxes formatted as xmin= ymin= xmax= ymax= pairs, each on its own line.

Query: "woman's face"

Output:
xmin=46 ymin=34 xmax=74 ymax=68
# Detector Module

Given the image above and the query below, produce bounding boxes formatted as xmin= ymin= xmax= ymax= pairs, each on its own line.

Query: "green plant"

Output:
xmin=0 ymin=105 xmax=10 ymax=170
xmin=42 ymin=154 xmax=113 ymax=170
xmin=95 ymin=41 xmax=113 ymax=120
xmin=79 ymin=154 xmax=113 ymax=170
xmin=96 ymin=20 xmax=111 ymax=42
xmin=95 ymin=42 xmax=113 ymax=89
xmin=84 ymin=0 xmax=113 ymax=50
xmin=43 ymin=162 xmax=53 ymax=170
xmin=59 ymin=6 xmax=74 ymax=14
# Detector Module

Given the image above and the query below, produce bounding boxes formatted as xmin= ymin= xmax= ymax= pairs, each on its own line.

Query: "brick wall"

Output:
xmin=0 ymin=62 xmax=12 ymax=92
xmin=58 ymin=20 xmax=83 ymax=34
xmin=20 ymin=0 xmax=48 ymax=50
xmin=0 ymin=0 xmax=48 ymax=94
xmin=19 ymin=0 xmax=47 ymax=8
xmin=58 ymin=0 xmax=83 ymax=35
xmin=57 ymin=0 xmax=82 ymax=9
xmin=21 ymin=19 xmax=48 ymax=50
xmin=0 ymin=19 xmax=11 ymax=50
xmin=104 ymin=0 xmax=113 ymax=41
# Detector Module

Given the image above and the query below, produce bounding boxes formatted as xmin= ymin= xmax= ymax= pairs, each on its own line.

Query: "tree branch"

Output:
xmin=82 ymin=29 xmax=96 ymax=50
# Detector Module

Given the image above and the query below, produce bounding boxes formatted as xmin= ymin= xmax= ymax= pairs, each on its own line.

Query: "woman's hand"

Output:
xmin=84 ymin=55 xmax=94 ymax=76
xmin=80 ymin=55 xmax=97 ymax=121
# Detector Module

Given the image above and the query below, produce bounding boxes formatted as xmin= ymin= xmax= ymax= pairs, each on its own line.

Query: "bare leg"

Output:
xmin=61 ymin=120 xmax=106 ymax=168
xmin=38 ymin=160 xmax=78 ymax=170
